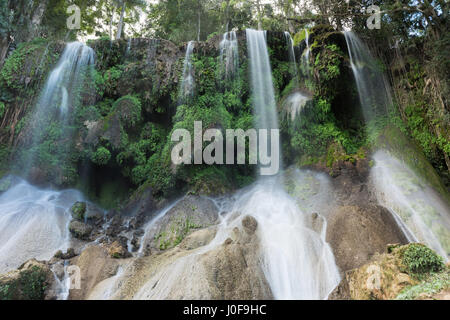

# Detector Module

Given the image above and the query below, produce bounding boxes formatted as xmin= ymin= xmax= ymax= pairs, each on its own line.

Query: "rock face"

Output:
xmin=68 ymin=201 xmax=105 ymax=241
xmin=87 ymin=215 xmax=272 ymax=300
xmin=68 ymin=245 xmax=119 ymax=300
xmin=326 ymin=205 xmax=408 ymax=272
xmin=141 ymin=195 xmax=219 ymax=253
xmin=0 ymin=259 xmax=54 ymax=300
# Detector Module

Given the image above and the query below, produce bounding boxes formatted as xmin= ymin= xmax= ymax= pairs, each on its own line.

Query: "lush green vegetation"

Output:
xmin=0 ymin=0 xmax=446 ymax=204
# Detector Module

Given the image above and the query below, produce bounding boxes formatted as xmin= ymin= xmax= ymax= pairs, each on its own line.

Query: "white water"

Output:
xmin=284 ymin=91 xmax=310 ymax=121
xmin=344 ymin=32 xmax=393 ymax=121
xmin=246 ymin=30 xmax=279 ymax=133
xmin=371 ymin=151 xmax=450 ymax=261
xmin=35 ymin=42 xmax=94 ymax=122
xmin=232 ymin=178 xmax=340 ymax=299
xmin=246 ymin=29 xmax=339 ymax=299
xmin=220 ymin=31 xmax=239 ymax=79
xmin=301 ymin=29 xmax=311 ymax=79
xmin=179 ymin=41 xmax=195 ymax=100
xmin=25 ymin=42 xmax=95 ymax=169
xmin=104 ymin=177 xmax=339 ymax=300
xmin=284 ymin=31 xmax=298 ymax=82
xmin=0 ymin=178 xmax=83 ymax=273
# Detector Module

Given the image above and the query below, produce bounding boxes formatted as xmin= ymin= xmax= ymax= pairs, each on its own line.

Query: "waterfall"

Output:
xmin=24 ymin=42 xmax=95 ymax=171
xmin=0 ymin=178 xmax=83 ymax=273
xmin=371 ymin=151 xmax=450 ymax=261
xmin=220 ymin=31 xmax=239 ymax=79
xmin=344 ymin=32 xmax=393 ymax=121
xmin=284 ymin=31 xmax=298 ymax=82
xmin=284 ymin=91 xmax=310 ymax=121
xmin=34 ymin=42 xmax=95 ymax=123
xmin=231 ymin=178 xmax=340 ymax=299
xmin=245 ymin=29 xmax=339 ymax=299
xmin=346 ymin=32 xmax=450 ymax=260
xmin=179 ymin=41 xmax=195 ymax=100
xmin=246 ymin=30 xmax=279 ymax=133
xmin=301 ymin=29 xmax=311 ymax=79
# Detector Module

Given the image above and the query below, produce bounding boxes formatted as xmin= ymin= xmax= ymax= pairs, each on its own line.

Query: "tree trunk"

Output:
xmin=256 ymin=0 xmax=262 ymax=30
xmin=116 ymin=2 xmax=126 ymax=40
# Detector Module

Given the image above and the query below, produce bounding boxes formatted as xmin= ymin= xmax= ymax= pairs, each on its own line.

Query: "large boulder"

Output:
xmin=329 ymin=243 xmax=448 ymax=300
xmin=140 ymin=195 xmax=219 ymax=253
xmin=68 ymin=245 xmax=119 ymax=300
xmin=326 ymin=205 xmax=408 ymax=272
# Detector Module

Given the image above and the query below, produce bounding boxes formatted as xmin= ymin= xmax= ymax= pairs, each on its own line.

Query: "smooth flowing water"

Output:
xmin=344 ymin=32 xmax=393 ymax=121
xmin=0 ymin=178 xmax=83 ymax=273
xmin=220 ymin=31 xmax=239 ymax=79
xmin=284 ymin=91 xmax=310 ymax=121
xmin=284 ymin=31 xmax=298 ymax=82
xmin=179 ymin=41 xmax=195 ymax=100
xmin=371 ymin=151 xmax=450 ymax=261
xmin=25 ymin=42 xmax=95 ymax=170
xmin=301 ymin=29 xmax=311 ymax=79
xmin=346 ymin=32 xmax=450 ymax=260
xmin=245 ymin=29 xmax=339 ymax=299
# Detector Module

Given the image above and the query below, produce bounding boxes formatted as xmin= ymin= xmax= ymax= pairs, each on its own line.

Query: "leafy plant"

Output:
xmin=401 ymin=243 xmax=445 ymax=275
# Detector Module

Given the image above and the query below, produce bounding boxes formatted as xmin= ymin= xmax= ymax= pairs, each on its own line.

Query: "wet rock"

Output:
xmin=329 ymin=244 xmax=426 ymax=300
xmin=69 ymin=220 xmax=93 ymax=240
xmin=242 ymin=215 xmax=258 ymax=235
xmin=108 ymin=241 xmax=131 ymax=259
xmin=326 ymin=205 xmax=408 ymax=272
xmin=68 ymin=245 xmax=119 ymax=300
xmin=180 ymin=227 xmax=217 ymax=250
xmin=148 ymin=195 xmax=219 ymax=251
xmin=71 ymin=201 xmax=87 ymax=221
xmin=54 ymin=248 xmax=76 ymax=260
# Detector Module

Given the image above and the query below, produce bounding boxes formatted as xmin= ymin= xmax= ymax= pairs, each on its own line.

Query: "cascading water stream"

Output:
xmin=24 ymin=42 xmax=95 ymax=171
xmin=179 ymin=41 xmax=195 ymax=100
xmin=345 ymin=32 xmax=450 ymax=260
xmin=371 ymin=151 xmax=450 ymax=261
xmin=344 ymin=31 xmax=393 ymax=122
xmin=301 ymin=29 xmax=311 ymax=79
xmin=284 ymin=91 xmax=310 ymax=121
xmin=244 ymin=29 xmax=339 ymax=299
xmin=284 ymin=31 xmax=298 ymax=82
xmin=0 ymin=178 xmax=83 ymax=273
xmin=220 ymin=31 xmax=239 ymax=79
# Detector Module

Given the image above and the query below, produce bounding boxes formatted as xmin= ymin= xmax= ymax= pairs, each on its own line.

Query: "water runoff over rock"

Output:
xmin=0 ymin=177 xmax=83 ymax=274
xmin=345 ymin=32 xmax=450 ymax=260
xmin=179 ymin=41 xmax=195 ymax=100
xmin=220 ymin=31 xmax=239 ymax=79
xmin=0 ymin=42 xmax=94 ymax=273
xmin=24 ymin=42 xmax=95 ymax=171
xmin=91 ymin=29 xmax=340 ymax=300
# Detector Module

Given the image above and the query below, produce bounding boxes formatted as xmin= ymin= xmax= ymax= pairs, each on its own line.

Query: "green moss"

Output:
xmin=396 ymin=270 xmax=450 ymax=300
xmin=71 ymin=201 xmax=87 ymax=221
xmin=112 ymin=95 xmax=142 ymax=129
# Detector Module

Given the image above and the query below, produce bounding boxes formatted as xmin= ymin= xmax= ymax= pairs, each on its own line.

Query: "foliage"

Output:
xmin=92 ymin=146 xmax=111 ymax=166
xmin=396 ymin=270 xmax=450 ymax=300
xmin=401 ymin=243 xmax=445 ymax=275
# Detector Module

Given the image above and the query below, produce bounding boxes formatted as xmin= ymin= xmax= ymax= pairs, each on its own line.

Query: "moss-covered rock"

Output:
xmin=0 ymin=259 xmax=53 ymax=300
xmin=330 ymin=243 xmax=448 ymax=300
xmin=71 ymin=201 xmax=87 ymax=221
